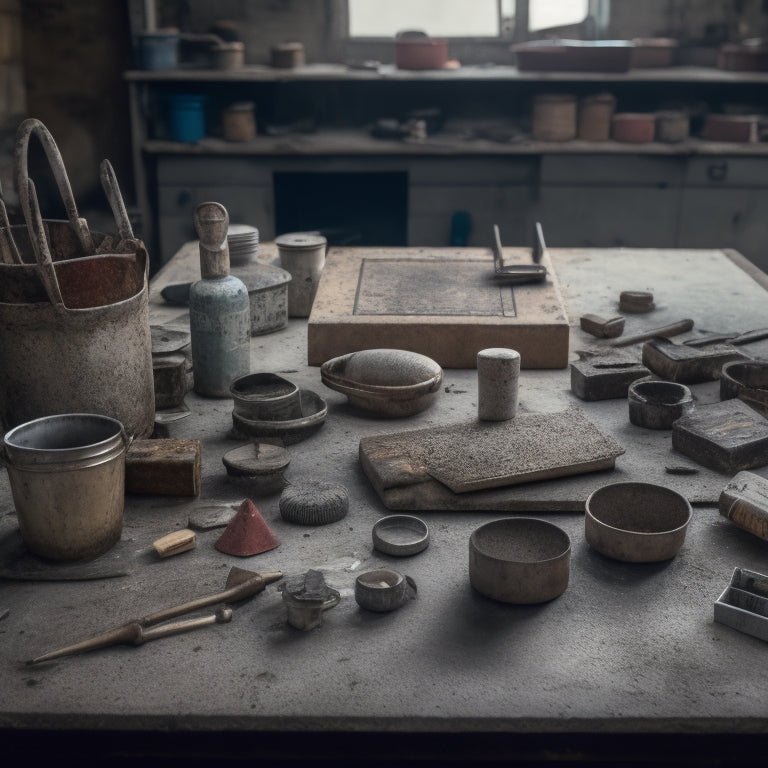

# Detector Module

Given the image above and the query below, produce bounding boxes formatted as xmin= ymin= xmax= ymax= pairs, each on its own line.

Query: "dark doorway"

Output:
xmin=273 ymin=171 xmax=408 ymax=247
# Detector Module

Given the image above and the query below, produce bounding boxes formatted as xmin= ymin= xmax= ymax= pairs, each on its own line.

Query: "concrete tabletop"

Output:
xmin=3 ymin=244 xmax=768 ymax=761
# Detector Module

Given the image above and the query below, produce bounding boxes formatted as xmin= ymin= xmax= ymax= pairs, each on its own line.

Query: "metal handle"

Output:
xmin=99 ymin=159 xmax=135 ymax=244
xmin=22 ymin=178 xmax=64 ymax=307
xmin=15 ymin=118 xmax=94 ymax=256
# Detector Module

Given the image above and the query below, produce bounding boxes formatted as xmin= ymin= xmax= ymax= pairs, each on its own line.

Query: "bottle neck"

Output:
xmin=199 ymin=244 xmax=230 ymax=280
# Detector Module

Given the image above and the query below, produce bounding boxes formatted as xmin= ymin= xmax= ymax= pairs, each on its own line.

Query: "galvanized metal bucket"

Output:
xmin=2 ymin=413 xmax=129 ymax=561
xmin=0 ymin=119 xmax=155 ymax=438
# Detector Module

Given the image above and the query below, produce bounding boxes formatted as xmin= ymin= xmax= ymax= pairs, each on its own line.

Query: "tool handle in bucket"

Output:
xmin=0 ymin=179 xmax=22 ymax=265
xmin=99 ymin=159 xmax=135 ymax=244
xmin=22 ymin=178 xmax=64 ymax=306
xmin=15 ymin=118 xmax=95 ymax=257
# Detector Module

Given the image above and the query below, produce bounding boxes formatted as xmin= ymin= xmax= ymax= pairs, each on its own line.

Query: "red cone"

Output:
xmin=214 ymin=498 xmax=280 ymax=556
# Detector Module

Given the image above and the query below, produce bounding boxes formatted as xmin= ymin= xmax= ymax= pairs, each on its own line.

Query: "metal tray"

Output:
xmin=714 ymin=567 xmax=768 ymax=642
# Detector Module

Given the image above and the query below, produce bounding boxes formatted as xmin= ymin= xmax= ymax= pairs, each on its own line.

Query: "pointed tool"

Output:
xmin=26 ymin=566 xmax=282 ymax=665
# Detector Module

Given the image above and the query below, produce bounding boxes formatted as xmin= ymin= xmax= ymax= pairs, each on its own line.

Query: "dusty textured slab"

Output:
xmin=307 ymin=246 xmax=569 ymax=369
xmin=672 ymin=399 xmax=768 ymax=473
xmin=361 ymin=407 xmax=624 ymax=496
xmin=642 ymin=338 xmax=749 ymax=383
xmin=570 ymin=353 xmax=650 ymax=401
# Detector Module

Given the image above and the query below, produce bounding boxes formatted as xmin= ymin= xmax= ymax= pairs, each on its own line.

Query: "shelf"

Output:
xmin=143 ymin=130 xmax=768 ymax=158
xmin=125 ymin=64 xmax=768 ymax=85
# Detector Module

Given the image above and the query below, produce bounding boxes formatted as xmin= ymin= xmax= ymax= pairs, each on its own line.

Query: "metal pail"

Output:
xmin=0 ymin=119 xmax=155 ymax=437
xmin=0 ymin=246 xmax=155 ymax=437
xmin=2 ymin=413 xmax=129 ymax=561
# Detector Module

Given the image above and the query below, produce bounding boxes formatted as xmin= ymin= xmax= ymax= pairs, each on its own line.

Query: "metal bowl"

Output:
xmin=585 ymin=481 xmax=692 ymax=562
xmin=320 ymin=349 xmax=442 ymax=417
xmin=469 ymin=518 xmax=570 ymax=604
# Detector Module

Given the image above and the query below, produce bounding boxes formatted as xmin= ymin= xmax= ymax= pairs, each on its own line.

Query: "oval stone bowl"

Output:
xmin=320 ymin=348 xmax=443 ymax=417
xmin=720 ymin=360 xmax=768 ymax=418
xmin=585 ymin=481 xmax=692 ymax=563
xmin=469 ymin=518 xmax=571 ymax=604
xmin=628 ymin=379 xmax=693 ymax=429
xmin=230 ymin=372 xmax=301 ymax=421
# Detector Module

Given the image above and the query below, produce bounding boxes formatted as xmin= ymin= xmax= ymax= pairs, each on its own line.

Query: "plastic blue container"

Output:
xmin=137 ymin=33 xmax=179 ymax=70
xmin=168 ymin=94 xmax=206 ymax=143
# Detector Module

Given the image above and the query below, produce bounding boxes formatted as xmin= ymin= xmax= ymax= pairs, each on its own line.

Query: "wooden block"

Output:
xmin=153 ymin=529 xmax=196 ymax=558
xmin=570 ymin=355 xmax=650 ymax=401
xmin=672 ymin=400 xmax=768 ymax=473
xmin=126 ymin=438 xmax=201 ymax=496
xmin=152 ymin=352 xmax=188 ymax=409
xmin=580 ymin=314 xmax=625 ymax=338
xmin=719 ymin=471 xmax=768 ymax=542
xmin=307 ymin=247 xmax=570 ymax=369
xmin=642 ymin=338 xmax=749 ymax=383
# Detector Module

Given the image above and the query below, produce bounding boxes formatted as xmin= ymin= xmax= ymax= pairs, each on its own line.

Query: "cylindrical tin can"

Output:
xmin=477 ymin=347 xmax=521 ymax=421
xmin=2 ymin=413 xmax=128 ymax=561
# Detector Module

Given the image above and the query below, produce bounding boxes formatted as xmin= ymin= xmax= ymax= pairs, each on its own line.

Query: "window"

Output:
xmin=347 ymin=0 xmax=604 ymax=40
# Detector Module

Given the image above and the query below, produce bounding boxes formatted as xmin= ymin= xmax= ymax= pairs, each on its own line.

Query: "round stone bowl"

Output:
xmin=628 ymin=379 xmax=694 ymax=429
xmin=720 ymin=360 xmax=768 ymax=418
xmin=585 ymin=481 xmax=692 ymax=563
xmin=230 ymin=372 xmax=301 ymax=421
xmin=469 ymin=518 xmax=571 ymax=604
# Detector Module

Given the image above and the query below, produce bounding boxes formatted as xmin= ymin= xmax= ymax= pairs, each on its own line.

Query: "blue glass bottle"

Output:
xmin=189 ymin=202 xmax=250 ymax=397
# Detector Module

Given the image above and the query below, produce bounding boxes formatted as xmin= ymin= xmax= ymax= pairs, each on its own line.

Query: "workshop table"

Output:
xmin=2 ymin=244 xmax=768 ymax=764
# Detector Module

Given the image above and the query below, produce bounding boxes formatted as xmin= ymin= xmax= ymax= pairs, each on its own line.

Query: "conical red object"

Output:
xmin=215 ymin=498 xmax=280 ymax=556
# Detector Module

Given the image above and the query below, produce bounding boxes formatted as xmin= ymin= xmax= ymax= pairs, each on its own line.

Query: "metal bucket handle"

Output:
xmin=22 ymin=177 xmax=64 ymax=306
xmin=15 ymin=118 xmax=95 ymax=257
xmin=99 ymin=159 xmax=135 ymax=246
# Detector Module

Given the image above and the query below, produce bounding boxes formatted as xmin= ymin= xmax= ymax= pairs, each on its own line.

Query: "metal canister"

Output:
xmin=2 ymin=413 xmax=128 ymax=561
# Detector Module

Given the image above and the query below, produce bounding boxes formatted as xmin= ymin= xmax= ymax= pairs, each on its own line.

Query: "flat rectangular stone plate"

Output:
xmin=307 ymin=246 xmax=570 ymax=369
xmin=360 ymin=407 xmax=624 ymax=495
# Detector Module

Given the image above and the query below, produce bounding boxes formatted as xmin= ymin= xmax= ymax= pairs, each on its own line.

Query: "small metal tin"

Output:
xmin=355 ymin=569 xmax=416 ymax=612
xmin=628 ymin=379 xmax=694 ymax=429
xmin=372 ymin=515 xmax=429 ymax=556
xmin=715 ymin=567 xmax=768 ymax=642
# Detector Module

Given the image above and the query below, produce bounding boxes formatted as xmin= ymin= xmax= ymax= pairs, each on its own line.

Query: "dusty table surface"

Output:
xmin=3 ymin=245 xmax=768 ymax=761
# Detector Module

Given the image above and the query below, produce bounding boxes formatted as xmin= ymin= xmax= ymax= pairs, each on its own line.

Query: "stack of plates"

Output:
xmin=227 ymin=224 xmax=260 ymax=265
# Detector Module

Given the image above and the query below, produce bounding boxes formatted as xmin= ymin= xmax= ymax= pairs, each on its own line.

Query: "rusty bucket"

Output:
xmin=0 ymin=119 xmax=155 ymax=438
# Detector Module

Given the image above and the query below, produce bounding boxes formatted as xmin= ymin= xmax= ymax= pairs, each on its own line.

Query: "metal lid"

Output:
xmin=274 ymin=232 xmax=327 ymax=251
xmin=232 ymin=262 xmax=291 ymax=292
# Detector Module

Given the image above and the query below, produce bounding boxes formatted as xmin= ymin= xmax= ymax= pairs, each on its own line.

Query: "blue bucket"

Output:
xmin=168 ymin=94 xmax=206 ymax=143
